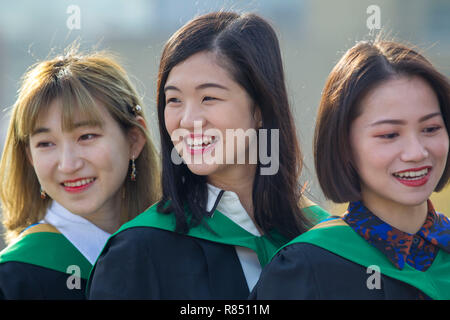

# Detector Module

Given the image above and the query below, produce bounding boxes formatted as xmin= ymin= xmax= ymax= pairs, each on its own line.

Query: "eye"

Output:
xmin=377 ymin=133 xmax=398 ymax=139
xmin=36 ymin=141 xmax=55 ymax=148
xmin=202 ymin=96 xmax=217 ymax=102
xmin=79 ymin=133 xmax=99 ymax=141
xmin=423 ymin=126 xmax=442 ymax=134
xmin=166 ymin=97 xmax=181 ymax=105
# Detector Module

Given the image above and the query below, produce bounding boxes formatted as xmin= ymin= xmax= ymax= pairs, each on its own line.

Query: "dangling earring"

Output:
xmin=130 ymin=156 xmax=137 ymax=181
xmin=40 ymin=186 xmax=47 ymax=199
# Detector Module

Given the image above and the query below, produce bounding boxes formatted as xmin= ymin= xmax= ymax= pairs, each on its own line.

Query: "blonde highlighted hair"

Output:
xmin=0 ymin=45 xmax=161 ymax=243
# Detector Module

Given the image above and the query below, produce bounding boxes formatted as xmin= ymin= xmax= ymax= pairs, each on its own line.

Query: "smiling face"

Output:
xmin=163 ymin=51 xmax=261 ymax=182
xmin=28 ymin=98 xmax=135 ymax=225
xmin=350 ymin=75 xmax=449 ymax=211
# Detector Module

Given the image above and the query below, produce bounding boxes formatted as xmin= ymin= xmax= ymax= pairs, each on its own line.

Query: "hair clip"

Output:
xmin=131 ymin=104 xmax=142 ymax=115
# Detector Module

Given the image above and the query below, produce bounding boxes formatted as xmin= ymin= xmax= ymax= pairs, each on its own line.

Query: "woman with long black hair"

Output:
xmin=88 ymin=11 xmax=328 ymax=299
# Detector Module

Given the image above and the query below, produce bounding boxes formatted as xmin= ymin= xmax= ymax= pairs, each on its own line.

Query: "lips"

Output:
xmin=392 ymin=166 xmax=431 ymax=187
xmin=61 ymin=177 xmax=96 ymax=193
xmin=184 ymin=134 xmax=218 ymax=155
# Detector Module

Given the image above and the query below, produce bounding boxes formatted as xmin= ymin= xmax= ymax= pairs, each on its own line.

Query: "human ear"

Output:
xmin=253 ymin=106 xmax=262 ymax=128
xmin=127 ymin=116 xmax=147 ymax=159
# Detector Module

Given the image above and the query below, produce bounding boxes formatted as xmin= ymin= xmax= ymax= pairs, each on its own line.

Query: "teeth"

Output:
xmin=64 ymin=178 xmax=95 ymax=187
xmin=186 ymin=136 xmax=215 ymax=147
xmin=393 ymin=168 xmax=429 ymax=179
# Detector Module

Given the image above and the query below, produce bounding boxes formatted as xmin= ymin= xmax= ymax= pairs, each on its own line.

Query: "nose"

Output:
xmin=57 ymin=143 xmax=83 ymax=173
xmin=400 ymin=134 xmax=429 ymax=163
xmin=179 ymin=102 xmax=206 ymax=130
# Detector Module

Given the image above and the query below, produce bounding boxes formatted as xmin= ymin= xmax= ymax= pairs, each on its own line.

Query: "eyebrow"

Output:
xmin=31 ymin=120 xmax=101 ymax=136
xmin=164 ymin=82 xmax=229 ymax=93
xmin=369 ymin=112 xmax=442 ymax=127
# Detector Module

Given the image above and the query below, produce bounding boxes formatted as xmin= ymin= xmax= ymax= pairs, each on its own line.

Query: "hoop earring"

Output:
xmin=40 ymin=186 xmax=47 ymax=199
xmin=130 ymin=156 xmax=137 ymax=181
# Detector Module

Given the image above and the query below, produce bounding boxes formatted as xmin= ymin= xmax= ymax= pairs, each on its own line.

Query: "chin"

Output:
xmin=59 ymin=201 xmax=97 ymax=218
xmin=392 ymin=192 xmax=432 ymax=207
xmin=186 ymin=163 xmax=221 ymax=176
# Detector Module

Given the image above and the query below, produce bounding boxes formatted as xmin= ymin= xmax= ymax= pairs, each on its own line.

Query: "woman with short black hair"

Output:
xmin=251 ymin=39 xmax=450 ymax=300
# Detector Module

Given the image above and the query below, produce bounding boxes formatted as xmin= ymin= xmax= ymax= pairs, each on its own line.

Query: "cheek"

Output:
xmin=351 ymin=137 xmax=394 ymax=179
xmin=92 ymin=133 xmax=131 ymax=173
xmin=29 ymin=151 xmax=54 ymax=180
xmin=164 ymin=108 xmax=178 ymax=136
xmin=360 ymin=147 xmax=396 ymax=174
xmin=436 ymin=134 xmax=449 ymax=156
xmin=89 ymin=146 xmax=129 ymax=187
xmin=430 ymin=135 xmax=450 ymax=166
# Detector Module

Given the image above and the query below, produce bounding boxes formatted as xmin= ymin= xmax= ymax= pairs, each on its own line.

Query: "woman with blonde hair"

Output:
xmin=0 ymin=45 xmax=160 ymax=299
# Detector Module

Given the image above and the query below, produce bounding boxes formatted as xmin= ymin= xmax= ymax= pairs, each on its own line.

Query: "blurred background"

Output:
xmin=0 ymin=0 xmax=449 ymax=249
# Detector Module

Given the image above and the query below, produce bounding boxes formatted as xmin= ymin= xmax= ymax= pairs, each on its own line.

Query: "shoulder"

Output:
xmin=271 ymin=241 xmax=350 ymax=271
xmin=100 ymin=225 xmax=209 ymax=268
xmin=252 ymin=241 xmax=375 ymax=299
xmin=0 ymin=260 xmax=86 ymax=299
xmin=107 ymin=225 xmax=183 ymax=251
xmin=299 ymin=197 xmax=330 ymax=223
xmin=114 ymin=202 xmax=175 ymax=236
xmin=0 ymin=223 xmax=91 ymax=280
xmin=435 ymin=211 xmax=450 ymax=226
xmin=0 ymin=223 xmax=61 ymax=261
xmin=251 ymin=242 xmax=340 ymax=299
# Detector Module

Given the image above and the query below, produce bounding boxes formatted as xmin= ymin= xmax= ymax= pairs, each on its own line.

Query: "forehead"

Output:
xmin=33 ymin=97 xmax=106 ymax=131
xmin=357 ymin=76 xmax=441 ymax=122
xmin=166 ymin=51 xmax=235 ymax=87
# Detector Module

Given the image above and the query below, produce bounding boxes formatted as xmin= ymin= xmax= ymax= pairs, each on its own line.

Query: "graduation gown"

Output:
xmin=250 ymin=217 xmax=450 ymax=300
xmin=87 ymin=200 xmax=329 ymax=300
xmin=0 ymin=223 xmax=92 ymax=299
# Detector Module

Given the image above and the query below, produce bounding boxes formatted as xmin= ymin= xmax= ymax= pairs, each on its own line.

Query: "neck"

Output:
xmin=83 ymin=196 xmax=122 ymax=235
xmin=207 ymin=164 xmax=257 ymax=219
xmin=85 ymin=213 xmax=121 ymax=234
xmin=361 ymin=190 xmax=428 ymax=234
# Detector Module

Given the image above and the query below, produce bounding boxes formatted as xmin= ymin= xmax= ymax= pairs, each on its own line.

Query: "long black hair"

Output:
xmin=156 ymin=11 xmax=311 ymax=240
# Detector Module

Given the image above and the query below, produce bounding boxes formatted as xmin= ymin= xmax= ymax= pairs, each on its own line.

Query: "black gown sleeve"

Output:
xmin=88 ymin=226 xmax=250 ymax=300
xmin=250 ymin=242 xmax=428 ymax=300
xmin=0 ymin=261 xmax=86 ymax=299
xmin=249 ymin=244 xmax=319 ymax=299
xmin=88 ymin=228 xmax=161 ymax=299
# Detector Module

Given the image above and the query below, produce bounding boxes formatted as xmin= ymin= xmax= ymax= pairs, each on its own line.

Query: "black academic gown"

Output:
xmin=88 ymin=227 xmax=249 ymax=299
xmin=0 ymin=262 xmax=87 ymax=300
xmin=0 ymin=223 xmax=92 ymax=300
xmin=250 ymin=243 xmax=427 ymax=300
xmin=88 ymin=196 xmax=330 ymax=300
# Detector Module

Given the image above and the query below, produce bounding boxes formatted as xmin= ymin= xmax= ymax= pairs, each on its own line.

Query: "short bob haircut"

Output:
xmin=156 ymin=11 xmax=311 ymax=239
xmin=314 ymin=39 xmax=450 ymax=203
xmin=0 ymin=45 xmax=161 ymax=243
